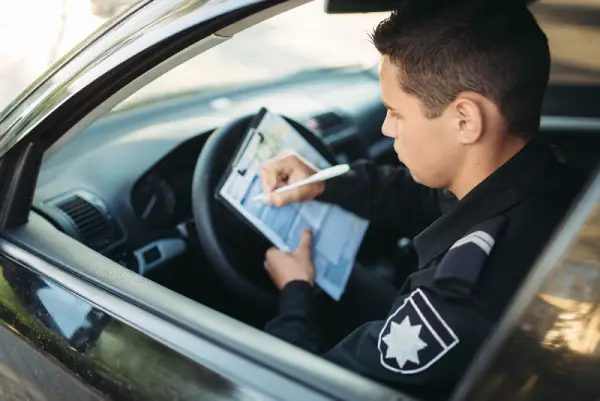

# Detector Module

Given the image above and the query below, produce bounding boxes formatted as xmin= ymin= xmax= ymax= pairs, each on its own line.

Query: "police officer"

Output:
xmin=259 ymin=1 xmax=585 ymax=399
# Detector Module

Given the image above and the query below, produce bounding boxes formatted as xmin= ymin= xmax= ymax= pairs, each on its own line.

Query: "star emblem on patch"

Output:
xmin=378 ymin=288 xmax=459 ymax=374
xmin=382 ymin=316 xmax=428 ymax=368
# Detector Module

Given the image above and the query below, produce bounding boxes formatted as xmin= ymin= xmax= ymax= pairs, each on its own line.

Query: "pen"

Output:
xmin=252 ymin=164 xmax=350 ymax=202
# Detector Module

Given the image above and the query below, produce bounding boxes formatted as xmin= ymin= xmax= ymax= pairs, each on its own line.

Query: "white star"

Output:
xmin=382 ymin=316 xmax=428 ymax=368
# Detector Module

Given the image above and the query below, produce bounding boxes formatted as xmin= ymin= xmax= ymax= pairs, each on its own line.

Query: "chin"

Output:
xmin=407 ymin=169 xmax=422 ymax=184
xmin=409 ymin=170 xmax=440 ymax=189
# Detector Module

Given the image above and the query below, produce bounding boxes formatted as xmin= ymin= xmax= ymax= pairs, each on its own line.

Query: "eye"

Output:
xmin=387 ymin=110 xmax=401 ymax=120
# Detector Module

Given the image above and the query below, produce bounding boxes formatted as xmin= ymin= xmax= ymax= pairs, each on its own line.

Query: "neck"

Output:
xmin=449 ymin=135 xmax=528 ymax=199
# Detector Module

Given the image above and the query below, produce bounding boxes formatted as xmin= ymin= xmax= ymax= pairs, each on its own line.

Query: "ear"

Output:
xmin=453 ymin=93 xmax=484 ymax=145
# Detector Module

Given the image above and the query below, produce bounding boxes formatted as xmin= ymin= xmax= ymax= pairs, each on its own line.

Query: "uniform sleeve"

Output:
xmin=322 ymin=287 xmax=492 ymax=398
xmin=316 ymin=159 xmax=447 ymax=238
xmin=263 ymin=281 xmax=325 ymax=354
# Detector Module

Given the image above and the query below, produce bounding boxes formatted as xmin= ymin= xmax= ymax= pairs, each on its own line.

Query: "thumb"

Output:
xmin=297 ymin=229 xmax=313 ymax=254
xmin=267 ymin=189 xmax=300 ymax=207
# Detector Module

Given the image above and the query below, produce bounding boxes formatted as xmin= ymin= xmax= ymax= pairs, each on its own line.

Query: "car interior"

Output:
xmin=25 ymin=0 xmax=600 ymax=393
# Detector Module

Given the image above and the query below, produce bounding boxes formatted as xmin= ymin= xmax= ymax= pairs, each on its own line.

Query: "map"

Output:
xmin=219 ymin=109 xmax=369 ymax=300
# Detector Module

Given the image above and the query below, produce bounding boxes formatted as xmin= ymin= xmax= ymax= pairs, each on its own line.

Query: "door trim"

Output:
xmin=0 ymin=237 xmax=331 ymax=401
xmin=0 ymin=213 xmax=405 ymax=401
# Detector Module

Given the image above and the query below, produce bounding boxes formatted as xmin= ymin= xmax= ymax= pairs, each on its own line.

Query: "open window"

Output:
xmin=0 ymin=1 xmax=407 ymax=400
xmin=0 ymin=0 xmax=597 ymax=400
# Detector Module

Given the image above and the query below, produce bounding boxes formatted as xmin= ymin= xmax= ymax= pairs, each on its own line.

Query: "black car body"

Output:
xmin=0 ymin=0 xmax=598 ymax=400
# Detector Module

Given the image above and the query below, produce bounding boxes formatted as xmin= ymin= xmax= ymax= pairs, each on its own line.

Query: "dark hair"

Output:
xmin=370 ymin=0 xmax=550 ymax=138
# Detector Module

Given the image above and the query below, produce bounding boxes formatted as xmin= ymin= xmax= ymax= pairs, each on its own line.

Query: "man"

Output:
xmin=260 ymin=0 xmax=584 ymax=399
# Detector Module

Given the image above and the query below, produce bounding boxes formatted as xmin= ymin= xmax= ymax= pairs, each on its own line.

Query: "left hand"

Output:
xmin=264 ymin=229 xmax=315 ymax=290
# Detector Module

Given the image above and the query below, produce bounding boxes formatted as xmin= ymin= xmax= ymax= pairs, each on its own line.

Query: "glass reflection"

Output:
xmin=0 ymin=258 xmax=263 ymax=400
xmin=459 ymin=189 xmax=600 ymax=401
xmin=535 ymin=202 xmax=600 ymax=355
xmin=0 ymin=260 xmax=110 ymax=352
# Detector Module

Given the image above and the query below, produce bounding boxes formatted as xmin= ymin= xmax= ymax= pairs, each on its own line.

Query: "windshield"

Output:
xmin=4 ymin=0 xmax=599 ymax=118
xmin=116 ymin=1 xmax=388 ymax=109
xmin=108 ymin=0 xmax=600 ymax=110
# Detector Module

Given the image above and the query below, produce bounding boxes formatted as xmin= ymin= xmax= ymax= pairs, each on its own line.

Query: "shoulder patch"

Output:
xmin=378 ymin=288 xmax=459 ymax=374
xmin=449 ymin=230 xmax=495 ymax=255
xmin=434 ymin=215 xmax=507 ymax=296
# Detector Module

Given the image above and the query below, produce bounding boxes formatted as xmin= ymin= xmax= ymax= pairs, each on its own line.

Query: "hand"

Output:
xmin=260 ymin=152 xmax=324 ymax=206
xmin=264 ymin=229 xmax=315 ymax=290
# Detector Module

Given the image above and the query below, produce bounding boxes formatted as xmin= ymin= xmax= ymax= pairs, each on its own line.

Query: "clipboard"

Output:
xmin=214 ymin=107 xmax=337 ymax=247
xmin=213 ymin=107 xmax=370 ymax=300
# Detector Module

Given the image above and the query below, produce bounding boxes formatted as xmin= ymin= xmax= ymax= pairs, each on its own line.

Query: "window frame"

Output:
xmin=452 ymin=167 xmax=600 ymax=400
xmin=0 ymin=0 xmax=407 ymax=400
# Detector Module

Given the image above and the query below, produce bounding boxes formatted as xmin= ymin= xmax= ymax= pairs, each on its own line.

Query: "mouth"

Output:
xmin=393 ymin=142 xmax=402 ymax=160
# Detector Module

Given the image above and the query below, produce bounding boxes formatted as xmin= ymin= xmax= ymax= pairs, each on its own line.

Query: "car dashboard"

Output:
xmin=32 ymin=66 xmax=388 ymax=277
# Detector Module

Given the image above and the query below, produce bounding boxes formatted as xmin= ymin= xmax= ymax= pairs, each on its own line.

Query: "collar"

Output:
xmin=413 ymin=138 xmax=557 ymax=269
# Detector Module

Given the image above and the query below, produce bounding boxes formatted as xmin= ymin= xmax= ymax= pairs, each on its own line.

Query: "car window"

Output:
xmin=454 ymin=171 xmax=600 ymax=400
xmin=29 ymin=4 xmax=400 ymax=399
xmin=113 ymin=0 xmax=387 ymax=110
xmin=22 ymin=2 xmax=600 ymax=400
xmin=106 ymin=0 xmax=600 ymax=112
xmin=0 ymin=256 xmax=270 ymax=401
xmin=532 ymin=0 xmax=600 ymax=84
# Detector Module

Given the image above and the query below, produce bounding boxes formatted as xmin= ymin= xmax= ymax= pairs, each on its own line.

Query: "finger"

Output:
xmin=268 ymin=187 xmax=304 ymax=206
xmin=279 ymin=154 xmax=310 ymax=183
xmin=265 ymin=246 xmax=278 ymax=261
xmin=260 ymin=163 xmax=292 ymax=196
xmin=266 ymin=247 xmax=290 ymax=266
xmin=266 ymin=154 xmax=306 ymax=182
xmin=297 ymin=229 xmax=313 ymax=254
xmin=264 ymin=260 xmax=277 ymax=283
xmin=261 ymin=154 xmax=316 ymax=205
xmin=259 ymin=164 xmax=278 ymax=193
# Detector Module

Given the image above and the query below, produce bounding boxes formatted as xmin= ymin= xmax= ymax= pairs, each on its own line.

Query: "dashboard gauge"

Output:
xmin=131 ymin=175 xmax=177 ymax=228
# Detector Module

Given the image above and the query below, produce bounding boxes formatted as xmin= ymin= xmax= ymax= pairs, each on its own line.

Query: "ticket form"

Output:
xmin=219 ymin=110 xmax=369 ymax=300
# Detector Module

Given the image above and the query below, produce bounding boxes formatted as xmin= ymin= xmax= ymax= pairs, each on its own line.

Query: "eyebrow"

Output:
xmin=382 ymin=102 xmax=396 ymax=112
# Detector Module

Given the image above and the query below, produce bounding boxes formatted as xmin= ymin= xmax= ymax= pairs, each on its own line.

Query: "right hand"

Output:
xmin=260 ymin=152 xmax=324 ymax=206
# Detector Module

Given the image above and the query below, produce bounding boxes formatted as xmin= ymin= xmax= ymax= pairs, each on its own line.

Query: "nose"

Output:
xmin=381 ymin=112 xmax=396 ymax=139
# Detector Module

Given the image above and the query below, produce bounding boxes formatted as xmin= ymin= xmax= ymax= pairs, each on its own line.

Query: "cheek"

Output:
xmin=396 ymin=121 xmax=424 ymax=156
xmin=397 ymin=121 xmax=441 ymax=173
xmin=393 ymin=121 xmax=408 ymax=153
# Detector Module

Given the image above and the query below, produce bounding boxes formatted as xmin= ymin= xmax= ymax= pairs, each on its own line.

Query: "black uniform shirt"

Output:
xmin=264 ymin=139 xmax=585 ymax=400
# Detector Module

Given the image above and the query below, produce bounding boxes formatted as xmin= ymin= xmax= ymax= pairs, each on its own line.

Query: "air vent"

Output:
xmin=311 ymin=111 xmax=345 ymax=132
xmin=56 ymin=195 xmax=116 ymax=251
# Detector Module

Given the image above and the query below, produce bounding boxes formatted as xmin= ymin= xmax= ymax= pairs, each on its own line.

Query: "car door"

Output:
xmin=0 ymin=246 xmax=280 ymax=401
xmin=0 ymin=1 xmax=406 ymax=400
xmin=0 ymin=211 xmax=405 ymax=401
xmin=451 ymin=168 xmax=600 ymax=401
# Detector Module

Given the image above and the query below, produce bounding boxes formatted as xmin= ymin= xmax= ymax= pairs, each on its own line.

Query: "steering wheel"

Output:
xmin=191 ymin=114 xmax=337 ymax=311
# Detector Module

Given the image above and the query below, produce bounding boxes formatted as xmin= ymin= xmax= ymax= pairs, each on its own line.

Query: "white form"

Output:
xmin=219 ymin=110 xmax=369 ymax=300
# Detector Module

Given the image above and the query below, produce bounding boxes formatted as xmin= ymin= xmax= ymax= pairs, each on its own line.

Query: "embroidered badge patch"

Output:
xmin=378 ymin=288 xmax=459 ymax=374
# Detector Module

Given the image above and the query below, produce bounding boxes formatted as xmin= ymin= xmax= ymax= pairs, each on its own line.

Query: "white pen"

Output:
xmin=252 ymin=164 xmax=350 ymax=202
